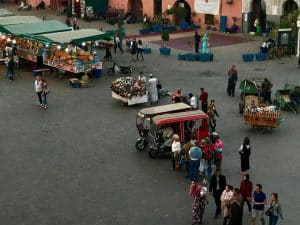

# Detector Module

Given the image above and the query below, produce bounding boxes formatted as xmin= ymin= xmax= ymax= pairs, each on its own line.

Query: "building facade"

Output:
xmin=109 ymin=0 xmax=299 ymax=32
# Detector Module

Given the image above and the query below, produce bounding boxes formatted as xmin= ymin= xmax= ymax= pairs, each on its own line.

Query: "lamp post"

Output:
xmin=297 ymin=15 xmax=300 ymax=58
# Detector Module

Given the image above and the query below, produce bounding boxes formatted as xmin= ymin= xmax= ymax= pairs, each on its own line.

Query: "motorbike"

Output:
xmin=108 ymin=62 xmax=132 ymax=75
xmin=18 ymin=1 xmax=32 ymax=11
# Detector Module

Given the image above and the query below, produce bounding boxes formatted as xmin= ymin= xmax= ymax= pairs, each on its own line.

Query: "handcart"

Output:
xmin=243 ymin=94 xmax=281 ymax=133
xmin=274 ymin=83 xmax=300 ymax=114
xmin=112 ymin=91 xmax=148 ymax=106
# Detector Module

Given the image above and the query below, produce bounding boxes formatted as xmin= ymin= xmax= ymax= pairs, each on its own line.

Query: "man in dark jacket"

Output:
xmin=209 ymin=169 xmax=227 ymax=218
xmin=194 ymin=31 xmax=201 ymax=53
xmin=227 ymin=65 xmax=238 ymax=97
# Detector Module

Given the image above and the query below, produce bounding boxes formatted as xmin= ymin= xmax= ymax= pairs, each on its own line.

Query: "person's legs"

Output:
xmin=202 ymin=103 xmax=208 ymax=113
xmin=140 ymin=50 xmax=144 ymax=60
xmin=246 ymin=199 xmax=252 ymax=212
xmin=42 ymin=94 xmax=48 ymax=108
xmin=37 ymin=92 xmax=42 ymax=105
xmin=232 ymin=83 xmax=236 ymax=97
xmin=172 ymin=153 xmax=176 ymax=170
xmin=251 ymin=209 xmax=258 ymax=225
xmin=215 ymin=195 xmax=221 ymax=216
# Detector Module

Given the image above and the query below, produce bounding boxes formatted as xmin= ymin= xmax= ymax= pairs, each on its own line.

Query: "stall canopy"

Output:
xmin=0 ymin=20 xmax=72 ymax=35
xmin=0 ymin=9 xmax=14 ymax=17
xmin=33 ymin=29 xmax=114 ymax=45
xmin=0 ymin=16 xmax=42 ymax=26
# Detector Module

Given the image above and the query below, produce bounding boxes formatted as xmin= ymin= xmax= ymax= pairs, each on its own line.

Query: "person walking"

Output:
xmin=266 ymin=193 xmax=283 ymax=225
xmin=229 ymin=188 xmax=243 ymax=225
xmin=189 ymin=144 xmax=202 ymax=182
xmin=130 ymin=38 xmax=137 ymax=60
xmin=34 ymin=76 xmax=43 ymax=107
xmin=190 ymin=181 xmax=209 ymax=225
xmin=240 ymin=174 xmax=253 ymax=215
xmin=209 ymin=169 xmax=227 ymax=218
xmin=182 ymin=137 xmax=195 ymax=178
xmin=251 ymin=184 xmax=266 ymax=225
xmin=213 ymin=133 xmax=223 ymax=170
xmin=104 ymin=41 xmax=112 ymax=61
xmin=262 ymin=78 xmax=273 ymax=104
xmin=221 ymin=185 xmax=234 ymax=225
xmin=116 ymin=35 xmax=124 ymax=53
xmin=227 ymin=65 xmax=238 ymax=97
xmin=41 ymin=78 xmax=49 ymax=109
xmin=202 ymin=137 xmax=215 ymax=179
xmin=171 ymin=134 xmax=181 ymax=170
xmin=199 ymin=88 xmax=208 ymax=113
xmin=136 ymin=39 xmax=144 ymax=61
xmin=6 ymin=56 xmax=14 ymax=80
xmin=148 ymin=74 xmax=158 ymax=104
xmin=207 ymin=100 xmax=219 ymax=132
xmin=194 ymin=31 xmax=201 ymax=53
xmin=239 ymin=137 xmax=251 ymax=175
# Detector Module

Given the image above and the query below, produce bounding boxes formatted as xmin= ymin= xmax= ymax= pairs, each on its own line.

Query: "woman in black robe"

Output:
xmin=238 ymin=137 xmax=251 ymax=174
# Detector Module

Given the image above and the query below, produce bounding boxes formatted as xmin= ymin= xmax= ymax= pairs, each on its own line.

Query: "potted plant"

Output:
xmin=159 ymin=30 xmax=171 ymax=56
xmin=242 ymin=32 xmax=255 ymax=62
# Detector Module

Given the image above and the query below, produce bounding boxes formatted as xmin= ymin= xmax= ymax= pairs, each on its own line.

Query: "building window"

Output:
xmin=205 ymin=14 xmax=214 ymax=25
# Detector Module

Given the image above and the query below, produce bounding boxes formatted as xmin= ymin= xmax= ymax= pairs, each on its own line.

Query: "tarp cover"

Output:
xmin=0 ymin=16 xmax=41 ymax=26
xmin=36 ymin=29 xmax=113 ymax=44
xmin=0 ymin=8 xmax=14 ymax=17
xmin=1 ymin=20 xmax=71 ymax=35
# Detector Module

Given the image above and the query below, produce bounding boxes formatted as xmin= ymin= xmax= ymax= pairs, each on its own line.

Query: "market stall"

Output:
xmin=111 ymin=77 xmax=148 ymax=106
xmin=0 ymin=16 xmax=41 ymax=27
xmin=0 ymin=20 xmax=71 ymax=64
xmin=33 ymin=29 xmax=113 ymax=73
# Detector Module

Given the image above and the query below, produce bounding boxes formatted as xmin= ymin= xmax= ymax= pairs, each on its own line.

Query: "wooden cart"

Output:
xmin=112 ymin=91 xmax=148 ymax=106
xmin=244 ymin=109 xmax=280 ymax=133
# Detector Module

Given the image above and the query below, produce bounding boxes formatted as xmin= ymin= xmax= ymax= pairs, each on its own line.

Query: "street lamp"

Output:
xmin=297 ymin=15 xmax=300 ymax=58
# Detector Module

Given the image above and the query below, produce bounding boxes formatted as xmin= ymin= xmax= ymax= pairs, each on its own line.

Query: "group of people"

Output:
xmin=194 ymin=31 xmax=210 ymax=54
xmin=34 ymin=75 xmax=49 ymax=109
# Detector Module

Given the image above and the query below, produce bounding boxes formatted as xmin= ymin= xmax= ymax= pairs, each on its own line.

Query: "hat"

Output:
xmin=188 ymin=93 xmax=193 ymax=98
xmin=149 ymin=74 xmax=153 ymax=77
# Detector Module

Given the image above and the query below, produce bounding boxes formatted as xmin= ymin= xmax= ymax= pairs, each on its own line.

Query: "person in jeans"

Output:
xmin=136 ymin=39 xmax=144 ymax=61
xmin=267 ymin=193 xmax=283 ymax=225
xmin=34 ymin=76 xmax=43 ymax=107
xmin=41 ymin=78 xmax=49 ymax=109
xmin=188 ymin=144 xmax=202 ymax=182
xmin=251 ymin=184 xmax=266 ymax=225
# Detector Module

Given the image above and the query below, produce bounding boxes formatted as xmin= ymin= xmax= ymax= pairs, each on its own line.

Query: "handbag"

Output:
xmin=265 ymin=206 xmax=274 ymax=216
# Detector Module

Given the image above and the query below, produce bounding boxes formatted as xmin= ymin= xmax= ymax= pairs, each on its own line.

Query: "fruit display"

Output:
xmin=110 ymin=77 xmax=147 ymax=99
xmin=48 ymin=45 xmax=93 ymax=65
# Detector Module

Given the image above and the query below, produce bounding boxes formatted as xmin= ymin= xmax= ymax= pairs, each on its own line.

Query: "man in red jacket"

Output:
xmin=239 ymin=174 xmax=253 ymax=215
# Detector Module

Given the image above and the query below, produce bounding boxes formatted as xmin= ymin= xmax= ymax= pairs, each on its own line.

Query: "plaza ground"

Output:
xmin=0 ymin=3 xmax=300 ymax=225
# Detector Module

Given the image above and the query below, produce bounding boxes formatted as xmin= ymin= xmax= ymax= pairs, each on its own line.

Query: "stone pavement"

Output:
xmin=0 ymin=3 xmax=300 ymax=225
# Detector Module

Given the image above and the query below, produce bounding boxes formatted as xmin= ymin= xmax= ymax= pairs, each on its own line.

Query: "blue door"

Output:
xmin=219 ymin=16 xmax=227 ymax=32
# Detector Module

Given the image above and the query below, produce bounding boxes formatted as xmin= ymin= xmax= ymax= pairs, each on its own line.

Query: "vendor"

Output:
xmin=172 ymin=89 xmax=183 ymax=103
xmin=262 ymin=78 xmax=273 ymax=104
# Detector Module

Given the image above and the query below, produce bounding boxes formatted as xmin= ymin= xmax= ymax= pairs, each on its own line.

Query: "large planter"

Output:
xmin=139 ymin=29 xmax=150 ymax=35
xmin=152 ymin=24 xmax=162 ymax=32
xmin=159 ymin=47 xmax=171 ymax=56
xmin=178 ymin=53 xmax=186 ymax=60
xmin=255 ymin=53 xmax=268 ymax=61
xmin=242 ymin=53 xmax=255 ymax=62
xmin=143 ymin=48 xmax=151 ymax=54
xmin=199 ymin=53 xmax=213 ymax=62
xmin=185 ymin=53 xmax=197 ymax=61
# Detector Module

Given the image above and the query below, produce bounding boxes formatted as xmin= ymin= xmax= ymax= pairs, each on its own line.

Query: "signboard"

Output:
xmin=194 ymin=0 xmax=220 ymax=15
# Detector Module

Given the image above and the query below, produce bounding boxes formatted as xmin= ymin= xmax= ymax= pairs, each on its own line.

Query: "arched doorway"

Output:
xmin=128 ymin=0 xmax=143 ymax=18
xmin=283 ymin=0 xmax=298 ymax=16
xmin=174 ymin=0 xmax=191 ymax=24
xmin=251 ymin=0 xmax=266 ymax=32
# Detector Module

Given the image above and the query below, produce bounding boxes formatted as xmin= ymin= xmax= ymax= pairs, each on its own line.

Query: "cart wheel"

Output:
xmin=240 ymin=92 xmax=245 ymax=101
xmin=239 ymin=103 xmax=244 ymax=114
xmin=136 ymin=139 xmax=147 ymax=151
xmin=254 ymin=126 xmax=266 ymax=134
xmin=148 ymin=148 xmax=158 ymax=158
